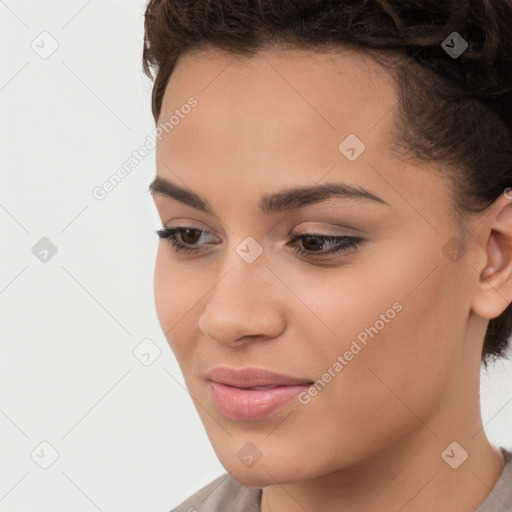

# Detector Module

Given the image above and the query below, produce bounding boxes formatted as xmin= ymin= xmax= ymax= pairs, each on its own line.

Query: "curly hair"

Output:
xmin=142 ymin=0 xmax=512 ymax=367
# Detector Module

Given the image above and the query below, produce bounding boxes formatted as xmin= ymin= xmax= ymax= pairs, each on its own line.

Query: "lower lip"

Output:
xmin=209 ymin=381 xmax=310 ymax=421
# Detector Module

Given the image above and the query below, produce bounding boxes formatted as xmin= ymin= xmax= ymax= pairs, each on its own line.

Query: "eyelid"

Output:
xmin=162 ymin=221 xmax=360 ymax=244
xmin=164 ymin=219 xmax=221 ymax=236
xmin=156 ymin=224 xmax=364 ymax=261
xmin=291 ymin=225 xmax=356 ymax=237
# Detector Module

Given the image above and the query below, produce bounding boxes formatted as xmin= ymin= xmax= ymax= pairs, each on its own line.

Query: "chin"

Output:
xmin=219 ymin=451 xmax=314 ymax=488
xmin=227 ymin=464 xmax=297 ymax=488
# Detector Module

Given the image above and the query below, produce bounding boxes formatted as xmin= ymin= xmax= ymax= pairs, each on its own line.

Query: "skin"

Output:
xmin=150 ymin=46 xmax=511 ymax=512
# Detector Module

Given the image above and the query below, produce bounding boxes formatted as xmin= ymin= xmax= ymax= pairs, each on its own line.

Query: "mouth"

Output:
xmin=206 ymin=366 xmax=314 ymax=421
xmin=240 ymin=385 xmax=285 ymax=389
xmin=205 ymin=366 xmax=313 ymax=388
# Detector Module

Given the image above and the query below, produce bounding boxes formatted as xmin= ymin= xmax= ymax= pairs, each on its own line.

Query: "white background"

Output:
xmin=0 ymin=1 xmax=511 ymax=511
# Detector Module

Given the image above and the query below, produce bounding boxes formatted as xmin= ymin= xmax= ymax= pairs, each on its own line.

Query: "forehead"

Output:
xmin=154 ymin=46 xmax=455 ymax=230
xmin=159 ymin=46 xmax=398 ymax=137
xmin=157 ymin=46 xmax=399 ymax=175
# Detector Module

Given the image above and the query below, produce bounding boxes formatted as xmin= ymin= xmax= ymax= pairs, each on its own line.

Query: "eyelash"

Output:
xmin=154 ymin=226 xmax=363 ymax=259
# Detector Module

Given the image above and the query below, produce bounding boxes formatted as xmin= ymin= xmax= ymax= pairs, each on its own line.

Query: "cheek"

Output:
xmin=298 ymin=247 xmax=460 ymax=417
xmin=153 ymin=247 xmax=173 ymax=329
xmin=324 ymin=264 xmax=459 ymax=423
xmin=153 ymin=248 xmax=196 ymax=356
xmin=270 ymin=268 xmax=459 ymax=471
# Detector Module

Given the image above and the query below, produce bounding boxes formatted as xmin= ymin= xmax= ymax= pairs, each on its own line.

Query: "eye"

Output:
xmin=155 ymin=226 xmax=218 ymax=254
xmin=154 ymin=226 xmax=364 ymax=259
xmin=287 ymin=228 xmax=363 ymax=259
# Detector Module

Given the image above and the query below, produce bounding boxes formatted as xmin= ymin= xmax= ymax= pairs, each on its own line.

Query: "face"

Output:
xmin=151 ymin=47 xmax=487 ymax=486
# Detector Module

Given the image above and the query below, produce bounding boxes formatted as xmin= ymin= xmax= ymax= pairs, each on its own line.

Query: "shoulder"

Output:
xmin=477 ymin=446 xmax=512 ymax=512
xmin=169 ymin=473 xmax=262 ymax=512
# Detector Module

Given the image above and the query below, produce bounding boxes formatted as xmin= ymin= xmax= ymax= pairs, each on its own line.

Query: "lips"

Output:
xmin=206 ymin=366 xmax=314 ymax=421
xmin=206 ymin=366 xmax=313 ymax=388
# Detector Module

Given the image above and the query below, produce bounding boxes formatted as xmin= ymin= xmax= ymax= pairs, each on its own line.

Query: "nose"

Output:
xmin=198 ymin=257 xmax=287 ymax=347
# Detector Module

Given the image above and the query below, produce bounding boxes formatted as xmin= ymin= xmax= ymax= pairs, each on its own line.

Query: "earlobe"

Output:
xmin=471 ymin=196 xmax=512 ymax=319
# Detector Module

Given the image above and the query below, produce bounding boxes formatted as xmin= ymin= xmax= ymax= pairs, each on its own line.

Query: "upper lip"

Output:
xmin=206 ymin=366 xmax=313 ymax=388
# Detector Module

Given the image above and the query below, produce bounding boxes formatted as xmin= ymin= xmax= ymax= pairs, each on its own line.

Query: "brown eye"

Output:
xmin=155 ymin=227 xmax=218 ymax=254
xmin=155 ymin=226 xmax=364 ymax=260
xmin=288 ymin=230 xmax=363 ymax=259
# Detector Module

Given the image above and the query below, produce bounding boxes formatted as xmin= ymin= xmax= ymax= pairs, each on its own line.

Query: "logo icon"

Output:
xmin=441 ymin=32 xmax=468 ymax=59
xmin=338 ymin=133 xmax=366 ymax=161
xmin=441 ymin=441 xmax=468 ymax=469
xmin=133 ymin=338 xmax=161 ymax=366
xmin=32 ymin=237 xmax=58 ymax=263
xmin=236 ymin=237 xmax=263 ymax=263
xmin=31 ymin=31 xmax=59 ymax=59
xmin=237 ymin=442 xmax=263 ymax=468
xmin=31 ymin=441 xmax=59 ymax=469
xmin=442 ymin=237 xmax=467 ymax=263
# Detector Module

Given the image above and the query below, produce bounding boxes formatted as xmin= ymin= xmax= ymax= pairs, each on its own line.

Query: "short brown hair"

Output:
xmin=142 ymin=0 xmax=512 ymax=367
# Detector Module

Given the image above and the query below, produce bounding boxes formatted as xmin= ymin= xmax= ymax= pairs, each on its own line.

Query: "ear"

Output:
xmin=471 ymin=192 xmax=512 ymax=319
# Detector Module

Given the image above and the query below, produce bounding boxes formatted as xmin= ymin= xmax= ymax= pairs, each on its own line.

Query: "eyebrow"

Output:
xmin=148 ymin=176 xmax=389 ymax=214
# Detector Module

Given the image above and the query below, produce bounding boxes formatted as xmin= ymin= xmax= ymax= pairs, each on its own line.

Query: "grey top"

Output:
xmin=171 ymin=447 xmax=511 ymax=512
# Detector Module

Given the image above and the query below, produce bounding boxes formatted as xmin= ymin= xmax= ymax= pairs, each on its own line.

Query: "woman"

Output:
xmin=143 ymin=1 xmax=512 ymax=510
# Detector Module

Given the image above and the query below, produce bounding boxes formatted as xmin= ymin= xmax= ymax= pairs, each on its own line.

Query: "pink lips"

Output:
xmin=206 ymin=366 xmax=313 ymax=421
